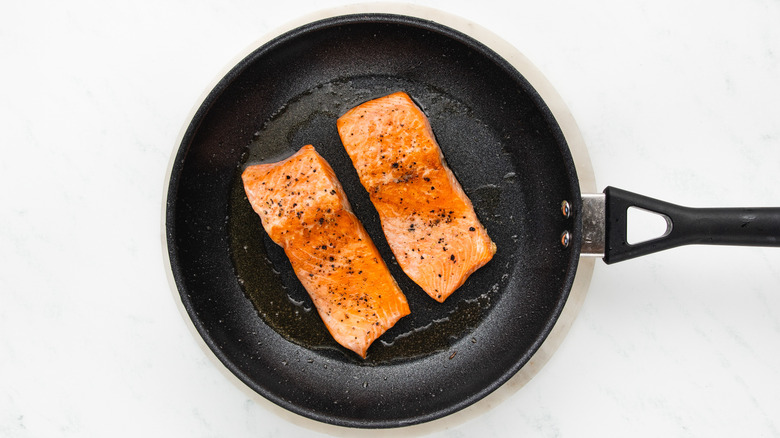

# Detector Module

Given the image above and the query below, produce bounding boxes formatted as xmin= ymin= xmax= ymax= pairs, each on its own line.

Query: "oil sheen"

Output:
xmin=228 ymin=77 xmax=523 ymax=363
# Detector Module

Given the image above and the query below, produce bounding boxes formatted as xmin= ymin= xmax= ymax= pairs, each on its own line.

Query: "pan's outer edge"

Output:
xmin=161 ymin=3 xmax=597 ymax=434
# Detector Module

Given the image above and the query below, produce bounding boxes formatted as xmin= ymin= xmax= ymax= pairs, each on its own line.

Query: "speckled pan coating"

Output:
xmin=166 ymin=13 xmax=581 ymax=428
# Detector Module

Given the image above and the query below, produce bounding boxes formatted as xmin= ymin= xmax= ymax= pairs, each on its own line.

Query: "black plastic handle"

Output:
xmin=603 ymin=186 xmax=780 ymax=264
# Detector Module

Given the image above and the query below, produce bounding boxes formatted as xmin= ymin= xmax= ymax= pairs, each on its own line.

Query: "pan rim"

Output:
xmin=161 ymin=3 xmax=596 ymax=431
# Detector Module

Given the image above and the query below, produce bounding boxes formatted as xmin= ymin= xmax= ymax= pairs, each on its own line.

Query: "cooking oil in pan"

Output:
xmin=227 ymin=78 xmax=524 ymax=363
xmin=229 ymin=176 xmax=503 ymax=362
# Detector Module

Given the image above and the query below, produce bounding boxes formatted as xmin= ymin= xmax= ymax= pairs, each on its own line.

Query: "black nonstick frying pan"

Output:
xmin=165 ymin=12 xmax=780 ymax=428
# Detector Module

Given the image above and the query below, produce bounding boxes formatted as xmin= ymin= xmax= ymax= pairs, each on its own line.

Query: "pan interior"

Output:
xmin=228 ymin=76 xmax=524 ymax=364
xmin=167 ymin=14 xmax=580 ymax=427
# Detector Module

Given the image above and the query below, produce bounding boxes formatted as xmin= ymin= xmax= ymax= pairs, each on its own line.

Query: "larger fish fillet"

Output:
xmin=337 ymin=92 xmax=497 ymax=303
xmin=241 ymin=145 xmax=410 ymax=358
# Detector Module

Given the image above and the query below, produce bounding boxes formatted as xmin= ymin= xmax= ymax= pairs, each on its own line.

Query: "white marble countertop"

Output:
xmin=2 ymin=0 xmax=779 ymax=436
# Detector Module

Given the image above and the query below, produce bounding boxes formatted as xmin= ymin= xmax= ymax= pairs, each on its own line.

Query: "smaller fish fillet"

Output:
xmin=241 ymin=145 xmax=410 ymax=358
xmin=337 ymin=92 xmax=497 ymax=303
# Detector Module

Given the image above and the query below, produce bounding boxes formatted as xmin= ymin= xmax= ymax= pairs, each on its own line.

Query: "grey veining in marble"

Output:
xmin=1 ymin=0 xmax=779 ymax=436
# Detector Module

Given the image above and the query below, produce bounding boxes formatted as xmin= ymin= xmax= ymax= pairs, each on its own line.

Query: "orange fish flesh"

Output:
xmin=241 ymin=145 xmax=410 ymax=358
xmin=337 ymin=92 xmax=496 ymax=303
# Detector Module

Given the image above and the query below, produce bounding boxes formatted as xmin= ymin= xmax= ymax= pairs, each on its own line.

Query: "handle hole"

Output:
xmin=627 ymin=207 xmax=673 ymax=245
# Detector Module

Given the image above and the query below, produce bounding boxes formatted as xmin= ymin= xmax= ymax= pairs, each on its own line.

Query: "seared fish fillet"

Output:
xmin=337 ymin=92 xmax=496 ymax=302
xmin=242 ymin=145 xmax=410 ymax=357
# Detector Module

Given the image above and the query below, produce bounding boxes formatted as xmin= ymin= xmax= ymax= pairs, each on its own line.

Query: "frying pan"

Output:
xmin=164 ymin=11 xmax=780 ymax=428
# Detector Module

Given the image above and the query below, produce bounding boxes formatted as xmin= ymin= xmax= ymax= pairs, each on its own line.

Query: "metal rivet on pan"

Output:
xmin=560 ymin=230 xmax=571 ymax=248
xmin=561 ymin=200 xmax=572 ymax=218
